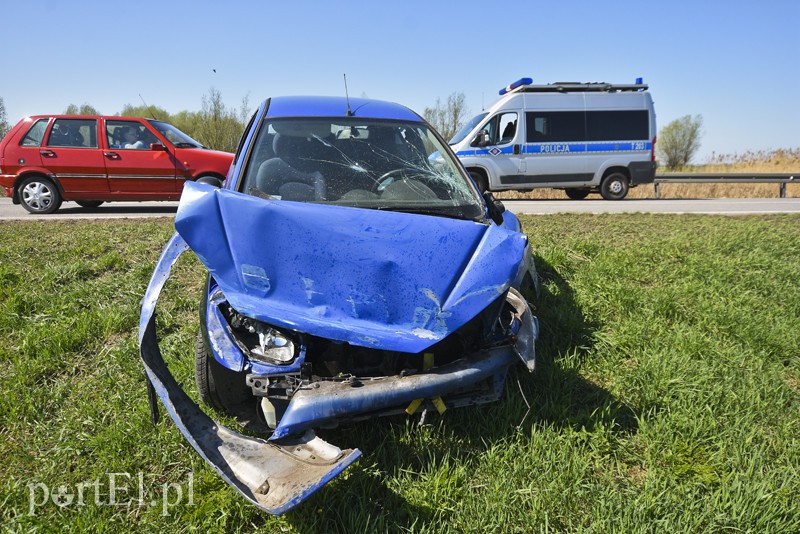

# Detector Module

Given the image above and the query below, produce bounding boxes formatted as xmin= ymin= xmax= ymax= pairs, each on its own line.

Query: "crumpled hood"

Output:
xmin=175 ymin=182 xmax=528 ymax=353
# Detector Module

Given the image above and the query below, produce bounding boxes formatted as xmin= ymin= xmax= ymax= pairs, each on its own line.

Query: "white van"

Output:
xmin=449 ymin=78 xmax=657 ymax=200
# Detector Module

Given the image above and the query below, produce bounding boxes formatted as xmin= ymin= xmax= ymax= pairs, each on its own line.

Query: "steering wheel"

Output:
xmin=373 ymin=168 xmax=416 ymax=193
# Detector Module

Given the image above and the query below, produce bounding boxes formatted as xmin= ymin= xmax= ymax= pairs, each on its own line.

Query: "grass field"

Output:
xmin=1 ymin=215 xmax=798 ymax=532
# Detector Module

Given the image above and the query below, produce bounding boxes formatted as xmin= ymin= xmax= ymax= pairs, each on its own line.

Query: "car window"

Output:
xmin=240 ymin=117 xmax=484 ymax=220
xmin=106 ymin=120 xmax=159 ymax=150
xmin=47 ymin=119 xmax=97 ymax=148
xmin=148 ymin=120 xmax=204 ymax=148
xmin=20 ymin=119 xmax=49 ymax=147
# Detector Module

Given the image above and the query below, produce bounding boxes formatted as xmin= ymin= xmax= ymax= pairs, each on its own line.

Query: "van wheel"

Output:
xmin=600 ymin=173 xmax=629 ymax=200
xmin=76 ymin=200 xmax=104 ymax=209
xmin=470 ymin=171 xmax=488 ymax=193
xmin=565 ymin=188 xmax=590 ymax=200
xmin=19 ymin=176 xmax=62 ymax=214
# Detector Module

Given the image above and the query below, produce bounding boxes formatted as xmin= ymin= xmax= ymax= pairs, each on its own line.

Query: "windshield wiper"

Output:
xmin=174 ymin=142 xmax=200 ymax=148
xmin=376 ymin=206 xmax=479 ymax=221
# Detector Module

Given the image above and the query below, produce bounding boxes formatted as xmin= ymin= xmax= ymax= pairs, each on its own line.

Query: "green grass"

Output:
xmin=0 ymin=215 xmax=798 ymax=532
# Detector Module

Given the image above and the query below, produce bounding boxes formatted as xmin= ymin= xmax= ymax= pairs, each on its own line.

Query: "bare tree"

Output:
xmin=658 ymin=115 xmax=703 ymax=169
xmin=424 ymin=92 xmax=469 ymax=140
xmin=195 ymin=87 xmax=245 ymax=152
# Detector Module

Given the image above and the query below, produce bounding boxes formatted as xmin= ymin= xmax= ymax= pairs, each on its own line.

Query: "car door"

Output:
xmin=103 ymin=119 xmax=177 ymax=198
xmin=42 ymin=118 xmax=110 ymax=196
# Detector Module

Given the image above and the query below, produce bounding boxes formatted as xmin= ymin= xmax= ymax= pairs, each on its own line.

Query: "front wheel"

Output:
xmin=565 ymin=188 xmax=590 ymax=200
xmin=19 ymin=176 xmax=62 ymax=214
xmin=600 ymin=173 xmax=629 ymax=200
xmin=195 ymin=330 xmax=251 ymax=415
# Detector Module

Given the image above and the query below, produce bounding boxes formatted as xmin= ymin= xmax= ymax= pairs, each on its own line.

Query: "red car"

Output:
xmin=0 ymin=115 xmax=234 ymax=213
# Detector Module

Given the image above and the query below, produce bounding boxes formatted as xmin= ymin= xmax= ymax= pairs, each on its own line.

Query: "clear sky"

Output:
xmin=2 ymin=0 xmax=797 ymax=161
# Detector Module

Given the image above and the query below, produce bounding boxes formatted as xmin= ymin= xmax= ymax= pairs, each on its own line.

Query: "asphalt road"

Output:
xmin=2 ymin=197 xmax=800 ymax=220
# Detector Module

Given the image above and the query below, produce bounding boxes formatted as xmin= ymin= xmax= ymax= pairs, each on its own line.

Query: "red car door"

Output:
xmin=42 ymin=118 xmax=110 ymax=197
xmin=103 ymin=119 xmax=177 ymax=198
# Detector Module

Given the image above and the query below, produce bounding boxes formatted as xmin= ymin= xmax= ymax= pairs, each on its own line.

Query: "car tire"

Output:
xmin=470 ymin=171 xmax=488 ymax=193
xmin=18 ymin=176 xmax=62 ymax=214
xmin=600 ymin=172 xmax=629 ymax=200
xmin=565 ymin=188 xmax=591 ymax=200
xmin=195 ymin=330 xmax=251 ymax=414
xmin=75 ymin=200 xmax=104 ymax=209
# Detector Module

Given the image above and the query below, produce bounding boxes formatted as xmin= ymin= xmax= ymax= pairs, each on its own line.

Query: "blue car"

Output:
xmin=139 ymin=96 xmax=539 ymax=514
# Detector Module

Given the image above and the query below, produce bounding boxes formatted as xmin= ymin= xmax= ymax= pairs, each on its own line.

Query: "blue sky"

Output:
xmin=2 ymin=0 xmax=797 ymax=161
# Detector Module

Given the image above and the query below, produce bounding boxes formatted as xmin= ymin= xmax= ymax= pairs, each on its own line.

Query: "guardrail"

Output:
xmin=654 ymin=173 xmax=798 ymax=199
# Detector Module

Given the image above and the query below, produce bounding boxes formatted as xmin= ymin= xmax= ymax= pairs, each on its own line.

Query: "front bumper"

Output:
xmin=139 ymin=232 xmax=537 ymax=514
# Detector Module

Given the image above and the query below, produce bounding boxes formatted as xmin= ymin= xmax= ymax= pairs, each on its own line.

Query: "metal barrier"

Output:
xmin=654 ymin=173 xmax=797 ymax=199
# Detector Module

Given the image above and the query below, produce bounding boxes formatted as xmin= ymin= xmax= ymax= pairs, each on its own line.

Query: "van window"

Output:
xmin=21 ymin=119 xmax=49 ymax=147
xmin=525 ymin=111 xmax=585 ymax=142
xmin=586 ymin=110 xmax=649 ymax=141
xmin=474 ymin=112 xmax=517 ymax=146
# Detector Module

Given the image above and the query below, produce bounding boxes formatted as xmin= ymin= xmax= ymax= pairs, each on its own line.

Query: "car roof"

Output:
xmin=264 ymin=96 xmax=423 ymax=122
xmin=25 ymin=115 xmax=149 ymax=121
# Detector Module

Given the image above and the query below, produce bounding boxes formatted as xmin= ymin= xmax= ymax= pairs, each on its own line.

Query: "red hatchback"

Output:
xmin=0 ymin=115 xmax=234 ymax=213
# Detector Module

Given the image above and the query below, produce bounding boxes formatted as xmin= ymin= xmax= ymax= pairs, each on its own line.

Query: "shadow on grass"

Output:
xmin=280 ymin=256 xmax=640 ymax=531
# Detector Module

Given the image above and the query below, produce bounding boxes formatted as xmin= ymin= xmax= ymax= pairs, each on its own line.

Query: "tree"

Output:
xmin=193 ymin=87 xmax=247 ymax=152
xmin=424 ymin=92 xmax=469 ymax=140
xmin=119 ymin=103 xmax=171 ymax=120
xmin=658 ymin=114 xmax=703 ymax=169
xmin=0 ymin=97 xmax=9 ymax=139
xmin=64 ymin=103 xmax=101 ymax=115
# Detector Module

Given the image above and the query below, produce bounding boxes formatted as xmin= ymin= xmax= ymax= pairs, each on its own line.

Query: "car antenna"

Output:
xmin=139 ymin=93 xmax=160 ymax=120
xmin=343 ymin=73 xmax=353 ymax=116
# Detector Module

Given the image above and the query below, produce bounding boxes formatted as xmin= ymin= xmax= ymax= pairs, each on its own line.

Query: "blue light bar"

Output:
xmin=499 ymin=77 xmax=533 ymax=95
xmin=636 ymin=77 xmax=643 ymax=84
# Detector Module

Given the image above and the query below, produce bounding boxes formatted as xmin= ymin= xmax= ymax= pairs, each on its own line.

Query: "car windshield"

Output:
xmin=240 ymin=118 xmax=484 ymax=220
xmin=148 ymin=120 xmax=204 ymax=148
xmin=449 ymin=112 xmax=488 ymax=145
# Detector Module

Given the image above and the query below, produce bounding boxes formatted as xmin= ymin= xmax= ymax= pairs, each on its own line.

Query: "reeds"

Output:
xmin=495 ymin=148 xmax=800 ymax=199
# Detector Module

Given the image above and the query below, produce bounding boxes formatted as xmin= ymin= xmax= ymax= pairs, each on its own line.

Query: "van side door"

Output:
xmin=522 ymin=110 xmax=589 ymax=185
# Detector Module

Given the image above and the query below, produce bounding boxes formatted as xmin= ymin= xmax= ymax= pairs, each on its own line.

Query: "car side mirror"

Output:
xmin=196 ymin=176 xmax=223 ymax=188
xmin=150 ymin=143 xmax=167 ymax=151
xmin=471 ymin=130 xmax=490 ymax=147
xmin=483 ymin=192 xmax=505 ymax=225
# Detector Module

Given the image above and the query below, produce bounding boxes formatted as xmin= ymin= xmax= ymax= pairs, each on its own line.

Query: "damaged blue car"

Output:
xmin=138 ymin=95 xmax=539 ymax=514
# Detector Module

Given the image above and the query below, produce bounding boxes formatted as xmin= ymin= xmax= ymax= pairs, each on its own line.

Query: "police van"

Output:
xmin=449 ymin=77 xmax=657 ymax=200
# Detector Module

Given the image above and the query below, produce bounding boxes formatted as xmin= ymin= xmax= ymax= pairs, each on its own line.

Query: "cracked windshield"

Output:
xmin=240 ymin=118 xmax=484 ymax=220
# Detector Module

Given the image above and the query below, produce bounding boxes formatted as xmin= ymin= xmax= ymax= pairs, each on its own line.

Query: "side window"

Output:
xmin=497 ymin=113 xmax=517 ymax=145
xmin=47 ymin=119 xmax=97 ymax=148
xmin=586 ymin=110 xmax=649 ymax=141
xmin=472 ymin=112 xmax=518 ymax=146
xmin=107 ymin=120 xmax=158 ymax=150
xmin=525 ymin=111 xmax=585 ymax=142
xmin=20 ymin=119 xmax=49 ymax=147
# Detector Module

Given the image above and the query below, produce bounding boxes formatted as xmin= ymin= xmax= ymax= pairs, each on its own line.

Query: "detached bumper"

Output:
xmin=138 ymin=233 xmax=360 ymax=515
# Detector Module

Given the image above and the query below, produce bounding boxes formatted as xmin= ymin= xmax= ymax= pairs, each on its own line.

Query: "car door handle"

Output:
xmin=40 ymin=149 xmax=55 ymax=157
xmin=104 ymin=151 xmax=120 ymax=160
xmin=513 ymin=144 xmax=520 ymax=155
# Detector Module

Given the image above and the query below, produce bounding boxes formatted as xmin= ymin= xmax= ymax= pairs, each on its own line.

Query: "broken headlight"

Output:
xmin=227 ymin=307 xmax=296 ymax=365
